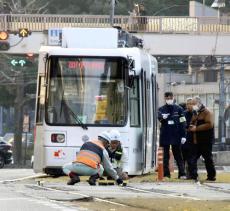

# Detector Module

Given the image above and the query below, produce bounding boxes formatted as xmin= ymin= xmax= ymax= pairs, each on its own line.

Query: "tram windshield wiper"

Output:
xmin=60 ymin=91 xmax=88 ymax=130
xmin=66 ymin=104 xmax=88 ymax=130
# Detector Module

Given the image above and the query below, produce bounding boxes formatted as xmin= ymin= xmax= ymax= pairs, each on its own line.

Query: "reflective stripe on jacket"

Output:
xmin=75 ymin=140 xmax=104 ymax=169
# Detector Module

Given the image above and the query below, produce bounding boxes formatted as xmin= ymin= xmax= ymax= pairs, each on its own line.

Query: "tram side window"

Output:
xmin=36 ymin=76 xmax=45 ymax=124
xmin=130 ymin=78 xmax=140 ymax=127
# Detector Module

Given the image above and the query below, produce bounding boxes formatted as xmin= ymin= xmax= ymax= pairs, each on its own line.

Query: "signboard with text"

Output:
xmin=48 ymin=28 xmax=62 ymax=46
xmin=23 ymin=115 xmax=30 ymax=133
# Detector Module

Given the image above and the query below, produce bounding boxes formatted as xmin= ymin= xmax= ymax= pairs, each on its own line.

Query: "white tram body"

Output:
xmin=34 ymin=28 xmax=158 ymax=175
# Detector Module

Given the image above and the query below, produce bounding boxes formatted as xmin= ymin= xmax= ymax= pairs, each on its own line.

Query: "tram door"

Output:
xmin=141 ymin=70 xmax=153 ymax=172
xmin=151 ymin=74 xmax=158 ymax=168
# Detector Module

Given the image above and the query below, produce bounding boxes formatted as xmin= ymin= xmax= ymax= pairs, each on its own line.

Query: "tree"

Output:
xmin=0 ymin=53 xmax=37 ymax=165
xmin=1 ymin=0 xmax=229 ymax=16
xmin=0 ymin=0 xmax=50 ymax=14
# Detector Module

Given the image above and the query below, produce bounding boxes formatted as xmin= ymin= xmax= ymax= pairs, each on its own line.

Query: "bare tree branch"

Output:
xmin=36 ymin=1 xmax=49 ymax=14
xmin=11 ymin=0 xmax=16 ymax=8
xmin=0 ymin=71 xmax=15 ymax=83
xmin=2 ymin=1 xmax=14 ymax=13
xmin=2 ymin=0 xmax=50 ymax=14
xmin=24 ymin=0 xmax=37 ymax=9
xmin=41 ymin=9 xmax=48 ymax=14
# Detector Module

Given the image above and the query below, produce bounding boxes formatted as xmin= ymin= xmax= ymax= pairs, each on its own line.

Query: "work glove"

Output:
xmin=162 ymin=113 xmax=169 ymax=119
xmin=116 ymin=178 xmax=123 ymax=185
xmin=181 ymin=137 xmax=186 ymax=144
xmin=121 ymin=172 xmax=129 ymax=180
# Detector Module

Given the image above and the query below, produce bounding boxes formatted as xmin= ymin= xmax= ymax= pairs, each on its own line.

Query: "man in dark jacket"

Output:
xmin=181 ymin=98 xmax=194 ymax=178
xmin=158 ymin=92 xmax=186 ymax=179
xmin=188 ymin=96 xmax=216 ymax=181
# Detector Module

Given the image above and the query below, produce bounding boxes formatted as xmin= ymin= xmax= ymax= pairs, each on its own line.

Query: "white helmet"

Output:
xmin=109 ymin=129 xmax=121 ymax=142
xmin=98 ymin=131 xmax=111 ymax=142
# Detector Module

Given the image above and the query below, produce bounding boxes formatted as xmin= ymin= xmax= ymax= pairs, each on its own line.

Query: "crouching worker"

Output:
xmin=107 ymin=130 xmax=129 ymax=180
xmin=62 ymin=131 xmax=123 ymax=186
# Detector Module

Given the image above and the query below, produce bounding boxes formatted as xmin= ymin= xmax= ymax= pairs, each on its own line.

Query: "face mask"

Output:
xmin=166 ymin=99 xmax=174 ymax=105
xmin=193 ymin=104 xmax=199 ymax=111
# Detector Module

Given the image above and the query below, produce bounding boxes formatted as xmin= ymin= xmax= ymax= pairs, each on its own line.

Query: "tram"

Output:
xmin=33 ymin=28 xmax=158 ymax=175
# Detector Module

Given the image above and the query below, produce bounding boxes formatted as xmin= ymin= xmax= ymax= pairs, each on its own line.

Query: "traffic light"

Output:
xmin=0 ymin=31 xmax=10 ymax=51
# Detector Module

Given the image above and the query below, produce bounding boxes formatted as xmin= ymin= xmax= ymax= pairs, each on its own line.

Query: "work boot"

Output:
xmin=107 ymin=176 xmax=113 ymax=180
xmin=88 ymin=174 xmax=99 ymax=186
xmin=206 ymin=177 xmax=216 ymax=182
xmin=67 ymin=172 xmax=80 ymax=185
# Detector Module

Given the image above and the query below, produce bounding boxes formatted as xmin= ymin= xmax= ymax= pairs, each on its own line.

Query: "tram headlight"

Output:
xmin=51 ymin=133 xmax=65 ymax=143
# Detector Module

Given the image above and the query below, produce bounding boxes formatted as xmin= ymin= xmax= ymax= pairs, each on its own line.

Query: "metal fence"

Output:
xmin=1 ymin=14 xmax=230 ymax=34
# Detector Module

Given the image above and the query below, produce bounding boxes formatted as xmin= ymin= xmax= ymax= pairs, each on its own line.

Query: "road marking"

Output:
xmin=0 ymin=197 xmax=76 ymax=210
xmin=0 ymin=197 xmax=28 ymax=201
xmin=125 ymin=186 xmax=201 ymax=201
xmin=202 ymin=183 xmax=230 ymax=194
xmin=0 ymin=174 xmax=47 ymax=184
xmin=31 ymin=185 xmax=127 ymax=207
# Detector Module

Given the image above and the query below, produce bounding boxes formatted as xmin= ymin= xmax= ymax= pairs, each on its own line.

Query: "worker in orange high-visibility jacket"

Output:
xmin=63 ymin=131 xmax=123 ymax=186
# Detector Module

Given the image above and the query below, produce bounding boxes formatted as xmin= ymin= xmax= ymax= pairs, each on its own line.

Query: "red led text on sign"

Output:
xmin=68 ymin=61 xmax=104 ymax=69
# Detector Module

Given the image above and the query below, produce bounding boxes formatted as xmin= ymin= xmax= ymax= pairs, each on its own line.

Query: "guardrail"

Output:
xmin=1 ymin=14 xmax=230 ymax=34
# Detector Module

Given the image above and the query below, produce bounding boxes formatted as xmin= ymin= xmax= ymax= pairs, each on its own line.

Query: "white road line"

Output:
xmin=0 ymin=174 xmax=47 ymax=183
xmin=125 ymin=186 xmax=201 ymax=201
xmin=202 ymin=183 xmax=230 ymax=193
xmin=0 ymin=197 xmax=28 ymax=201
xmin=0 ymin=197 xmax=76 ymax=210
xmin=31 ymin=185 xmax=127 ymax=207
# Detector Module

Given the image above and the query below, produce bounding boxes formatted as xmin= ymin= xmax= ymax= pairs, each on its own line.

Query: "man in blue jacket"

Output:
xmin=158 ymin=92 xmax=186 ymax=179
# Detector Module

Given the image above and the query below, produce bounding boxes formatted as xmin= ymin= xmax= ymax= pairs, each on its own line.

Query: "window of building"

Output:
xmin=204 ymin=70 xmax=217 ymax=82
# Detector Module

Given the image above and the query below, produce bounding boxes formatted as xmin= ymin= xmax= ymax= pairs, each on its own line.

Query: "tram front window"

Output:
xmin=46 ymin=56 xmax=127 ymax=126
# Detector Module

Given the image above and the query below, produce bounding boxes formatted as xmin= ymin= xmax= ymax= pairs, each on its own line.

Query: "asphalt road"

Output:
xmin=0 ymin=169 xmax=36 ymax=181
xmin=0 ymin=169 xmax=78 ymax=211
xmin=0 ymin=185 xmax=77 ymax=211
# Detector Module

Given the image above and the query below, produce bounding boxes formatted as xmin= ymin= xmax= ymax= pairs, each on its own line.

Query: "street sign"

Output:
xmin=48 ymin=28 xmax=62 ymax=46
xmin=19 ymin=28 xmax=29 ymax=37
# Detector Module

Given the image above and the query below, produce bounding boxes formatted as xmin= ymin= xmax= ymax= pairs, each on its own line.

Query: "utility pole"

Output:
xmin=110 ymin=0 xmax=115 ymax=26
xmin=14 ymin=72 xmax=24 ymax=165
xmin=219 ymin=59 xmax=226 ymax=147
xmin=202 ymin=0 xmax=206 ymax=16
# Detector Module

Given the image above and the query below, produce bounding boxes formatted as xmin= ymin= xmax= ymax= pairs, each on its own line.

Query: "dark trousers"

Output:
xmin=188 ymin=143 xmax=216 ymax=180
xmin=181 ymin=142 xmax=193 ymax=178
xmin=163 ymin=145 xmax=185 ymax=177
